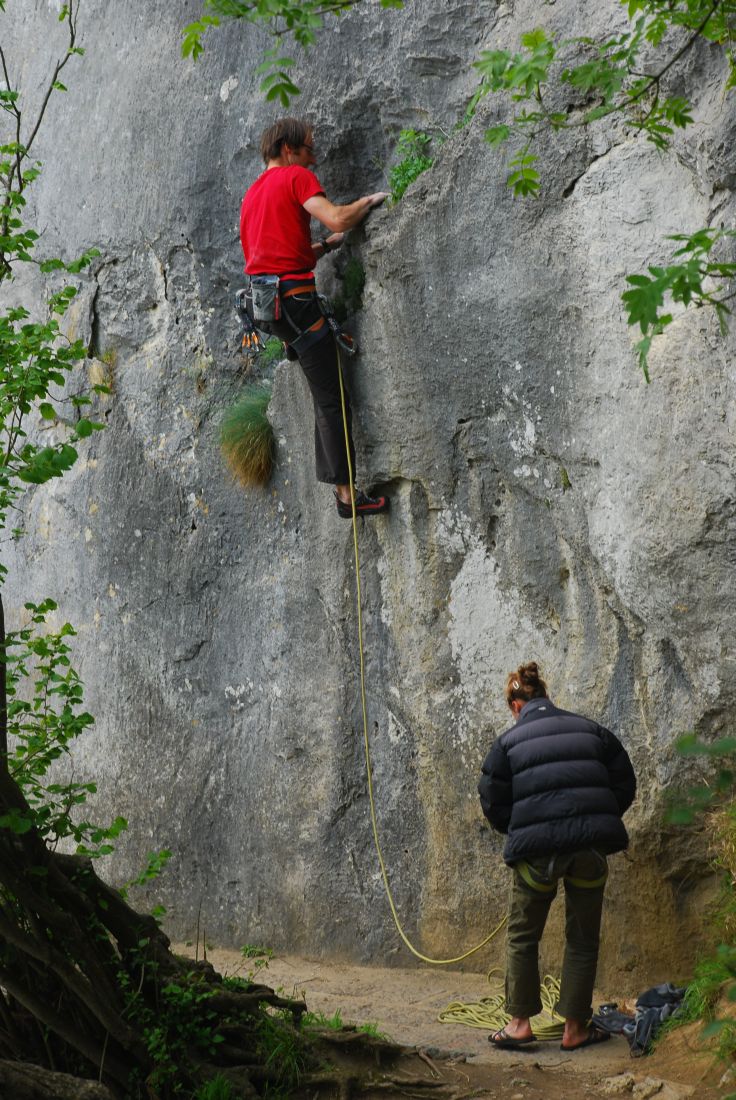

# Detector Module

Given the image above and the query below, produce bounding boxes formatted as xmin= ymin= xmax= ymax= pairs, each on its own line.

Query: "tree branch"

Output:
xmin=22 ymin=0 xmax=79 ymax=163
xmin=634 ymin=0 xmax=724 ymax=100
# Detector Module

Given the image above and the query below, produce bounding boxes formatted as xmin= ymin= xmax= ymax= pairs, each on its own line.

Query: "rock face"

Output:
xmin=2 ymin=1 xmax=734 ymax=989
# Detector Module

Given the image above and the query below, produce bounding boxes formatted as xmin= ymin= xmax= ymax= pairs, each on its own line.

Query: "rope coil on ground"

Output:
xmin=438 ymin=971 xmax=565 ymax=1039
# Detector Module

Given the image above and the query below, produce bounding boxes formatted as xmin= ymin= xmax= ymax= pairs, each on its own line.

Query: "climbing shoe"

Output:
xmin=335 ymin=489 xmax=389 ymax=519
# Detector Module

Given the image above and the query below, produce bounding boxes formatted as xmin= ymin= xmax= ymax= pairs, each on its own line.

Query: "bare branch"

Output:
xmin=22 ymin=0 xmax=79 ymax=162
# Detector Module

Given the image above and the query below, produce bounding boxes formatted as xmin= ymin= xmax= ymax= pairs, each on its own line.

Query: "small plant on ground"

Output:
xmin=659 ymin=755 xmax=736 ymax=1063
xmin=709 ymin=800 xmax=736 ymax=944
xmin=388 ymin=129 xmax=433 ymax=203
xmin=194 ymin=1076 xmax=234 ymax=1100
xmin=220 ymin=384 xmax=275 ymax=487
xmin=355 ymin=1019 xmax=390 ymax=1040
xmin=302 ymin=1008 xmax=343 ymax=1031
xmin=236 ymin=943 xmax=274 ymax=981
xmin=240 ymin=944 xmax=274 ymax=959
xmin=257 ymin=1008 xmax=311 ymax=1089
xmin=676 ymin=952 xmax=736 ymax=1026
xmin=301 ymin=1008 xmax=389 ymax=1041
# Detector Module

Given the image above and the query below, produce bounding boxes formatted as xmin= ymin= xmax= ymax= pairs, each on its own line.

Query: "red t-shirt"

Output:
xmin=240 ymin=165 xmax=324 ymax=276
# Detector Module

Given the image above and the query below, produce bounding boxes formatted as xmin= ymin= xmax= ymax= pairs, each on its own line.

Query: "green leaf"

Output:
xmin=0 ymin=809 xmax=33 ymax=834
xmin=634 ymin=336 xmax=652 ymax=382
xmin=256 ymin=55 xmax=295 ymax=75
xmin=563 ymin=59 xmax=625 ymax=99
xmin=38 ymin=402 xmax=56 ymax=420
xmin=521 ymin=28 xmax=548 ymax=50
xmin=507 ymin=149 xmax=540 ymax=197
xmin=485 ymin=124 xmax=511 ymax=147
xmin=584 ymin=104 xmax=617 ymax=123
xmin=74 ymin=418 xmax=105 ymax=439
xmin=677 ymin=734 xmax=736 ymax=758
xmin=181 ymin=15 xmax=220 ymax=60
xmin=665 ymin=803 xmax=696 ymax=825
xmin=67 ymin=247 xmax=101 ymax=273
xmin=662 ymin=96 xmax=694 ymax=129
xmin=622 ymin=273 xmax=668 ymax=332
xmin=474 ymin=49 xmax=514 ymax=85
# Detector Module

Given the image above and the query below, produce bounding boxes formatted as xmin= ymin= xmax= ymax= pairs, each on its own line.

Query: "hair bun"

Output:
xmin=505 ymin=662 xmax=548 ymax=706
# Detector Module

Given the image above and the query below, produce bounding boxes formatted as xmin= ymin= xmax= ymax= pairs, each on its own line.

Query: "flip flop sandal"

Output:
xmin=560 ymin=1027 xmax=612 ymax=1051
xmin=489 ymin=1027 xmax=538 ymax=1050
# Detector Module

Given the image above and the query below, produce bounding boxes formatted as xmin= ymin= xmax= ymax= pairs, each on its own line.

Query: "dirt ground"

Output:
xmin=178 ymin=946 xmax=733 ymax=1099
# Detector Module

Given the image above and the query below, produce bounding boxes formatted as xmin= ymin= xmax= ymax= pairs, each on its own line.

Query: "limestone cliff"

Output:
xmin=2 ymin=0 xmax=734 ymax=990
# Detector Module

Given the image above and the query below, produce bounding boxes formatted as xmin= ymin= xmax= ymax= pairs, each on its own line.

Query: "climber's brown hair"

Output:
xmin=260 ymin=118 xmax=312 ymax=164
xmin=505 ymin=662 xmax=548 ymax=708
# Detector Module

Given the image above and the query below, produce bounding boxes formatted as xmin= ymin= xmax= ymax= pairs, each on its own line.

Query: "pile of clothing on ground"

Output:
xmin=592 ymin=983 xmax=686 ymax=1056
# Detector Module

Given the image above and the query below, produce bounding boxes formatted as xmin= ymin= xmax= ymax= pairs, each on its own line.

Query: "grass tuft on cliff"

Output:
xmin=220 ymin=385 xmax=275 ymax=488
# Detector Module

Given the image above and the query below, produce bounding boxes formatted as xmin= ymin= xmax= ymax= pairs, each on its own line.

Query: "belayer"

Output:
xmin=240 ymin=117 xmax=390 ymax=519
xmin=479 ymin=662 xmax=636 ymax=1052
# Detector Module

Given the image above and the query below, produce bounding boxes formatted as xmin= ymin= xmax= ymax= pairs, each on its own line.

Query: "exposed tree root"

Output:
xmin=299 ymin=1036 xmax=471 ymax=1100
xmin=0 ymin=699 xmax=309 ymax=1097
xmin=0 ymin=1059 xmax=115 ymax=1099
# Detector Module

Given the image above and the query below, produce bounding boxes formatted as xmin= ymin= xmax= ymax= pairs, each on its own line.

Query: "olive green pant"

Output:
xmin=505 ymin=849 xmax=608 ymax=1022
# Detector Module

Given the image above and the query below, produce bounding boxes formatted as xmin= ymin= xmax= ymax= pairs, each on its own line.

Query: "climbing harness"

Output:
xmin=516 ymin=853 xmax=608 ymax=894
xmin=235 ymin=282 xmax=356 ymax=360
xmin=317 ymin=293 xmax=357 ymax=357
xmin=334 ymin=338 xmax=507 ymax=966
xmin=438 ymin=971 xmax=565 ymax=1040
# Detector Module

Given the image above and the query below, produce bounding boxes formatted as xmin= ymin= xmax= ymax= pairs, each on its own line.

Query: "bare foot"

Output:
xmin=561 ymin=1021 xmax=610 ymax=1050
xmin=496 ymin=1016 xmax=534 ymax=1042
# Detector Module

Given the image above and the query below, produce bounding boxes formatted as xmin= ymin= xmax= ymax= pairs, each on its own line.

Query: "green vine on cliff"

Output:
xmin=467 ymin=2 xmax=736 ymax=374
xmin=621 ymin=228 xmax=736 ymax=380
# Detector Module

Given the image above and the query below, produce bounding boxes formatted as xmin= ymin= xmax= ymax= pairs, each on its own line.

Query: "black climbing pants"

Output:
xmin=260 ymin=283 xmax=356 ymax=486
xmin=505 ymin=849 xmax=608 ymax=1022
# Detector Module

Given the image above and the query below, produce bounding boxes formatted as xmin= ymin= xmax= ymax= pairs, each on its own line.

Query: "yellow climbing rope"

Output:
xmin=330 ymin=337 xmax=562 ymax=1034
xmin=438 ymin=970 xmax=565 ymax=1040
xmin=335 ymin=342 xmax=506 ymax=965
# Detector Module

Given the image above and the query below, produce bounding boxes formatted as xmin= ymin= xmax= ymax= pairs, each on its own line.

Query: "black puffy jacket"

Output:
xmin=478 ymin=697 xmax=636 ymax=865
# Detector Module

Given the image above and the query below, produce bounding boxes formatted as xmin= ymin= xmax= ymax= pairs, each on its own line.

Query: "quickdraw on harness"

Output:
xmin=234 ymin=277 xmax=357 ymax=359
xmin=234 ymin=287 xmax=267 ymax=356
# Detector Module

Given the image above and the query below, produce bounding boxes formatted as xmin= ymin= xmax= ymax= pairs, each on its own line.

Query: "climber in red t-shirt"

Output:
xmin=240 ymin=117 xmax=390 ymax=519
